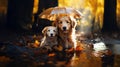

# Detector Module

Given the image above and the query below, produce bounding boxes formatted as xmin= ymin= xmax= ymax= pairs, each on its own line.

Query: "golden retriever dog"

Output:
xmin=53 ymin=15 xmax=77 ymax=49
xmin=40 ymin=26 xmax=58 ymax=50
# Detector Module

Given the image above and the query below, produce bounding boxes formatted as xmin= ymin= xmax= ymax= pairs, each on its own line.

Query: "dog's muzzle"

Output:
xmin=63 ymin=27 xmax=66 ymax=31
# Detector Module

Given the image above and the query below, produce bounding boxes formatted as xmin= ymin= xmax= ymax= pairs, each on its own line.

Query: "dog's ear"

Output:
xmin=69 ymin=16 xmax=77 ymax=28
xmin=52 ymin=18 xmax=59 ymax=27
xmin=42 ymin=27 xmax=48 ymax=35
xmin=52 ymin=21 xmax=57 ymax=27
xmin=55 ymin=27 xmax=58 ymax=35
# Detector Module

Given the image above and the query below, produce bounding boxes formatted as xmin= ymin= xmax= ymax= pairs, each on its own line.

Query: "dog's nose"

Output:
xmin=51 ymin=34 xmax=53 ymax=37
xmin=63 ymin=27 xmax=66 ymax=31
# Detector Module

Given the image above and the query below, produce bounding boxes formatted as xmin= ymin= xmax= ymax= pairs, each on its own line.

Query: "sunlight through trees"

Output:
xmin=58 ymin=0 xmax=104 ymax=33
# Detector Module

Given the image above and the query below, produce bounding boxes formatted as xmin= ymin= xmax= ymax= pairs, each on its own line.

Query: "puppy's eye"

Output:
xmin=48 ymin=30 xmax=50 ymax=32
xmin=53 ymin=30 xmax=56 ymax=32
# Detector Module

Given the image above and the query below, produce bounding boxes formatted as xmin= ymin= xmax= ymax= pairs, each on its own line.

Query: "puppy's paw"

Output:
xmin=44 ymin=45 xmax=52 ymax=51
xmin=52 ymin=45 xmax=63 ymax=51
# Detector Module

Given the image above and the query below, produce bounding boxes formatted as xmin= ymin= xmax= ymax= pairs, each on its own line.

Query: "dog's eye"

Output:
xmin=67 ymin=21 xmax=69 ymax=23
xmin=59 ymin=21 xmax=62 ymax=24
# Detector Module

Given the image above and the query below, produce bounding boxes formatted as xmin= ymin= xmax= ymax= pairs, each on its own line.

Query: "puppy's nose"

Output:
xmin=50 ymin=34 xmax=53 ymax=37
xmin=63 ymin=27 xmax=66 ymax=31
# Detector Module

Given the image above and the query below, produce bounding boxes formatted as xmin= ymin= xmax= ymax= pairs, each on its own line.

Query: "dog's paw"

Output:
xmin=65 ymin=47 xmax=74 ymax=52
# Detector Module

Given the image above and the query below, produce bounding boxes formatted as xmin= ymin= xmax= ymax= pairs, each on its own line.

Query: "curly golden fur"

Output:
xmin=53 ymin=15 xmax=77 ymax=49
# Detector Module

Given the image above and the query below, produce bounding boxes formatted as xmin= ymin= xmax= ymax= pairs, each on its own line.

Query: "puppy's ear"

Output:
xmin=42 ymin=27 xmax=48 ymax=35
xmin=69 ymin=16 xmax=77 ymax=28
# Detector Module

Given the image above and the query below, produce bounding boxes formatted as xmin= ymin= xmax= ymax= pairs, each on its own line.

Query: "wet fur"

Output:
xmin=53 ymin=15 xmax=77 ymax=49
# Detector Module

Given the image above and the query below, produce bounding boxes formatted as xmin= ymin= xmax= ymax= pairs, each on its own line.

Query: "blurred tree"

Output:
xmin=32 ymin=0 xmax=58 ymax=33
xmin=33 ymin=0 xmax=58 ymax=23
xmin=7 ymin=0 xmax=34 ymax=31
xmin=102 ymin=0 xmax=119 ymax=32
xmin=38 ymin=0 xmax=58 ymax=14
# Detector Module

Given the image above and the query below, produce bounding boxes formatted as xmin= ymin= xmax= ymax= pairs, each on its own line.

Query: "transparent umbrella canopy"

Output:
xmin=39 ymin=7 xmax=83 ymax=21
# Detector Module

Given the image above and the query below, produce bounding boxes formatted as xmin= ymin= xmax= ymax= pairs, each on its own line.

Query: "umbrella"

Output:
xmin=39 ymin=7 xmax=83 ymax=21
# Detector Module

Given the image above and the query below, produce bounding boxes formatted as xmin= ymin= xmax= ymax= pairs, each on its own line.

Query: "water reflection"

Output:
xmin=32 ymin=47 xmax=113 ymax=67
xmin=1 ymin=41 xmax=120 ymax=67
xmin=40 ymin=43 xmax=120 ymax=67
xmin=113 ymin=44 xmax=120 ymax=55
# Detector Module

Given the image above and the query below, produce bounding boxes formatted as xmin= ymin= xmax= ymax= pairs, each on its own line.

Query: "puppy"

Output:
xmin=53 ymin=15 xmax=77 ymax=49
xmin=40 ymin=26 xmax=58 ymax=50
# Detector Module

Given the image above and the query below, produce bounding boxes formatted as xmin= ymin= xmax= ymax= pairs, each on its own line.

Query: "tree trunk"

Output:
xmin=32 ymin=0 xmax=58 ymax=33
xmin=37 ymin=0 xmax=58 ymax=14
xmin=102 ymin=0 xmax=119 ymax=32
xmin=7 ymin=0 xmax=34 ymax=31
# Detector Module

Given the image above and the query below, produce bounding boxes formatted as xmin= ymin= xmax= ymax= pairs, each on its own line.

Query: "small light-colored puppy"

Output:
xmin=40 ymin=26 xmax=58 ymax=49
xmin=53 ymin=15 xmax=77 ymax=49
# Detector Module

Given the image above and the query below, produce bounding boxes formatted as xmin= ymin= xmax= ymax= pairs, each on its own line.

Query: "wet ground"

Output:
xmin=0 ymin=27 xmax=120 ymax=67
